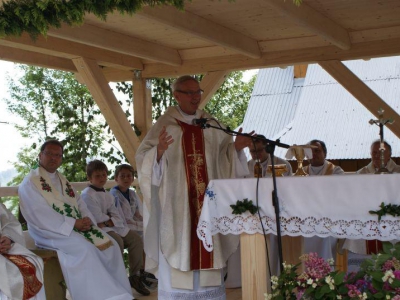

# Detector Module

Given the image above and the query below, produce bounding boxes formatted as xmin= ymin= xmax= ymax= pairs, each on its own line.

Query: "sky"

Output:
xmin=0 ymin=61 xmax=26 ymax=172
xmin=0 ymin=60 xmax=258 ymax=172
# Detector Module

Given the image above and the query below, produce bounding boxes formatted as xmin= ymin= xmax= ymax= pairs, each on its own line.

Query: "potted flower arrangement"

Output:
xmin=265 ymin=242 xmax=400 ymax=300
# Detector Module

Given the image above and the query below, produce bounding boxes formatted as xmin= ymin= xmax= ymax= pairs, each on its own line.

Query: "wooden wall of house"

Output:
xmin=288 ymin=158 xmax=400 ymax=173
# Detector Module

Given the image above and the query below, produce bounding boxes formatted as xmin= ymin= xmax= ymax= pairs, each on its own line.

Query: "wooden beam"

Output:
xmin=263 ymin=0 xmax=351 ymax=50
xmin=72 ymin=57 xmax=141 ymax=167
xmin=0 ymin=46 xmax=76 ymax=72
xmin=141 ymin=37 xmax=400 ymax=78
xmin=133 ymin=72 xmax=153 ymax=139
xmin=139 ymin=6 xmax=261 ymax=59
xmin=0 ymin=33 xmax=143 ymax=71
xmin=49 ymin=23 xmax=182 ymax=66
xmin=199 ymin=71 xmax=229 ymax=109
xmin=318 ymin=60 xmax=400 ymax=139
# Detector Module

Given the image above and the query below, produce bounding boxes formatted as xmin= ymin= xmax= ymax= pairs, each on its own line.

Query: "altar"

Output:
xmin=197 ymin=174 xmax=400 ymax=299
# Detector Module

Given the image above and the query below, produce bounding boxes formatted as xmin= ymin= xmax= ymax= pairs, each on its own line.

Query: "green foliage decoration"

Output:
xmin=230 ymin=198 xmax=258 ymax=215
xmin=370 ymin=202 xmax=400 ymax=221
xmin=0 ymin=0 xmax=187 ymax=38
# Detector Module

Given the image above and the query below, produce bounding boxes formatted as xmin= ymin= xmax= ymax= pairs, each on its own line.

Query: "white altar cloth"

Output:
xmin=197 ymin=174 xmax=400 ymax=251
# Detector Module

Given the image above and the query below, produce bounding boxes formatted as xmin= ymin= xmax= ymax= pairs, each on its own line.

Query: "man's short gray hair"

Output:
xmin=171 ymin=75 xmax=199 ymax=92
xmin=371 ymin=139 xmax=392 ymax=154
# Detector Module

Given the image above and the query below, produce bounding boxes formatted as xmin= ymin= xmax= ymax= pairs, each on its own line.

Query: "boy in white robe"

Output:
xmin=18 ymin=139 xmax=133 ymax=300
xmin=110 ymin=164 xmax=157 ymax=288
xmin=81 ymin=159 xmax=150 ymax=296
xmin=0 ymin=202 xmax=45 ymax=300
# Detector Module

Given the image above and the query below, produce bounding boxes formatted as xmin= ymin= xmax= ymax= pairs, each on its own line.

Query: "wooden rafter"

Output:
xmin=72 ymin=57 xmax=141 ymax=167
xmin=141 ymin=37 xmax=400 ymax=78
xmin=49 ymin=23 xmax=182 ymax=66
xmin=0 ymin=45 xmax=76 ymax=73
xmin=318 ymin=60 xmax=400 ymax=139
xmin=139 ymin=6 xmax=261 ymax=59
xmin=133 ymin=73 xmax=153 ymax=139
xmin=0 ymin=33 xmax=143 ymax=70
xmin=263 ymin=0 xmax=351 ymax=50
xmin=199 ymin=70 xmax=229 ymax=109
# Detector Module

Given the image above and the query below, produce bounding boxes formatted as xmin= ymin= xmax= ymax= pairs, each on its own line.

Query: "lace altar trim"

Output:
xmin=197 ymin=215 xmax=400 ymax=252
xmin=158 ymin=285 xmax=225 ymax=299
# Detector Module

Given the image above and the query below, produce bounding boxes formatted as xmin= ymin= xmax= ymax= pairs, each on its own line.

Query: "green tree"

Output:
xmin=3 ymin=65 xmax=125 ymax=183
xmin=116 ymin=71 xmax=255 ymax=129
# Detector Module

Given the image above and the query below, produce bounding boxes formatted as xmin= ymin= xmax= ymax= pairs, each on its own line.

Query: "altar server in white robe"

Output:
xmin=303 ymin=140 xmax=344 ymax=262
xmin=0 ymin=202 xmax=45 ymax=300
xmin=136 ymin=75 xmax=253 ymax=299
xmin=18 ymin=139 xmax=133 ymax=300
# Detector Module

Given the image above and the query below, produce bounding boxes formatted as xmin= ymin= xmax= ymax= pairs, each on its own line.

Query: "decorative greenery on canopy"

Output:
xmin=0 ymin=0 xmax=302 ymax=39
xmin=0 ymin=0 xmax=186 ymax=38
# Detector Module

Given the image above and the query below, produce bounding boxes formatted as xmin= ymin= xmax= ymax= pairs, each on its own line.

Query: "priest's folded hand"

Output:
xmin=0 ymin=235 xmax=12 ymax=254
xmin=74 ymin=217 xmax=92 ymax=232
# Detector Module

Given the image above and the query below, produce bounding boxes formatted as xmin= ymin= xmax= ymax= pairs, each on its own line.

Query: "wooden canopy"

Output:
xmin=1 ymin=0 xmax=400 ymax=166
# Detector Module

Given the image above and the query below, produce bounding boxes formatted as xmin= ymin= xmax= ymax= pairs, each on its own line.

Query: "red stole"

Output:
xmin=3 ymin=254 xmax=43 ymax=300
xmin=176 ymin=119 xmax=213 ymax=270
xmin=366 ymin=240 xmax=383 ymax=255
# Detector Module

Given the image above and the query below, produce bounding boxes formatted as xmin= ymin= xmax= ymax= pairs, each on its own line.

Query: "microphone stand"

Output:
xmin=200 ymin=121 xmax=289 ymax=273
xmin=265 ymin=141 xmax=285 ymax=273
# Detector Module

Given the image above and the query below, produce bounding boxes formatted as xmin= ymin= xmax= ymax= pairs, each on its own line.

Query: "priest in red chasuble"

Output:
xmin=136 ymin=75 xmax=253 ymax=299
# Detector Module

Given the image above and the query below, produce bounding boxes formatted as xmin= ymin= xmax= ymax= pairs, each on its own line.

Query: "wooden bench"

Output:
xmin=24 ymin=231 xmax=66 ymax=300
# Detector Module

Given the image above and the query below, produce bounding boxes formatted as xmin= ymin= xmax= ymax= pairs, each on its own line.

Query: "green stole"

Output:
xmin=176 ymin=119 xmax=213 ymax=270
xmin=31 ymin=167 xmax=112 ymax=251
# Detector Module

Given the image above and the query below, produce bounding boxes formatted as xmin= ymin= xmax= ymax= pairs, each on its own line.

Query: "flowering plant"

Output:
xmin=266 ymin=242 xmax=400 ymax=300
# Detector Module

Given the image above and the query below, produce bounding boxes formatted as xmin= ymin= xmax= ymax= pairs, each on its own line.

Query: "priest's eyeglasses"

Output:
xmin=176 ymin=89 xmax=204 ymax=96
xmin=42 ymin=151 xmax=63 ymax=159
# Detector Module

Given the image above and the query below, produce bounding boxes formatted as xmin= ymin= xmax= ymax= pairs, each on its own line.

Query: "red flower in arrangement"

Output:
xmin=40 ymin=177 xmax=52 ymax=192
xmin=65 ymin=182 xmax=75 ymax=198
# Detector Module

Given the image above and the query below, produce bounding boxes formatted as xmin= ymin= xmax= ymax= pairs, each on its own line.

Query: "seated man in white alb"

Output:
xmin=303 ymin=139 xmax=344 ymax=263
xmin=248 ymin=135 xmax=293 ymax=177
xmin=356 ymin=140 xmax=400 ymax=174
xmin=344 ymin=140 xmax=400 ymax=271
xmin=18 ymin=139 xmax=133 ymax=300
xmin=0 ymin=202 xmax=45 ymax=300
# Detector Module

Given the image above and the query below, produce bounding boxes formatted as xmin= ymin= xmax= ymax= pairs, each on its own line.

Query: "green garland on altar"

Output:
xmin=0 ymin=0 xmax=302 ymax=39
xmin=230 ymin=198 xmax=259 ymax=215
xmin=0 ymin=0 xmax=187 ymax=38
xmin=369 ymin=202 xmax=400 ymax=221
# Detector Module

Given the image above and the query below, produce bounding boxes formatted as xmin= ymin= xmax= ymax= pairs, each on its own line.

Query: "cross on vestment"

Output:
xmin=188 ymin=134 xmax=207 ymax=216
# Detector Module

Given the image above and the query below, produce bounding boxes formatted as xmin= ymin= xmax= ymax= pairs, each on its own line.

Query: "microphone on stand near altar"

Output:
xmin=192 ymin=118 xmax=212 ymax=126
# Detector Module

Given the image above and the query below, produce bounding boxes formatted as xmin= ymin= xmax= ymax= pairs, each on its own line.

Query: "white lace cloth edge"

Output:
xmin=197 ymin=175 xmax=400 ymax=252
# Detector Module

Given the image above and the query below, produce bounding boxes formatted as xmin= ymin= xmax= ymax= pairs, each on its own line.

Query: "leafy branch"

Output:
xmin=0 ymin=0 xmax=302 ymax=39
xmin=230 ymin=198 xmax=258 ymax=215
xmin=369 ymin=202 xmax=400 ymax=221
xmin=0 ymin=0 xmax=187 ymax=39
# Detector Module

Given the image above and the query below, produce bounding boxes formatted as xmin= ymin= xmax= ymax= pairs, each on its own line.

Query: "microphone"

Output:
xmin=192 ymin=118 xmax=212 ymax=125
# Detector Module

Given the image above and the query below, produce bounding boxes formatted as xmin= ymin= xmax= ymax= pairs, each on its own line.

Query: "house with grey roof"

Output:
xmin=241 ymin=56 xmax=400 ymax=172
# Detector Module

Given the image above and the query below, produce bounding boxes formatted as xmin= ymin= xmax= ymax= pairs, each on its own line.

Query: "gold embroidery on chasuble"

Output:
xmin=176 ymin=119 xmax=213 ymax=270
xmin=4 ymin=254 xmax=43 ymax=300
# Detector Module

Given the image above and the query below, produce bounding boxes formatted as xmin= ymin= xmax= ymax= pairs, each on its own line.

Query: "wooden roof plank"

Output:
xmin=263 ymin=0 xmax=351 ymax=50
xmin=0 ymin=45 xmax=76 ymax=72
xmin=49 ymin=23 xmax=182 ymax=66
xmin=0 ymin=33 xmax=143 ymax=71
xmin=139 ymin=6 xmax=261 ymax=59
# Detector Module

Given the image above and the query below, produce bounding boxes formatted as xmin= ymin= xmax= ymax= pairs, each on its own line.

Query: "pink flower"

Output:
xmin=300 ymin=253 xmax=332 ymax=280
